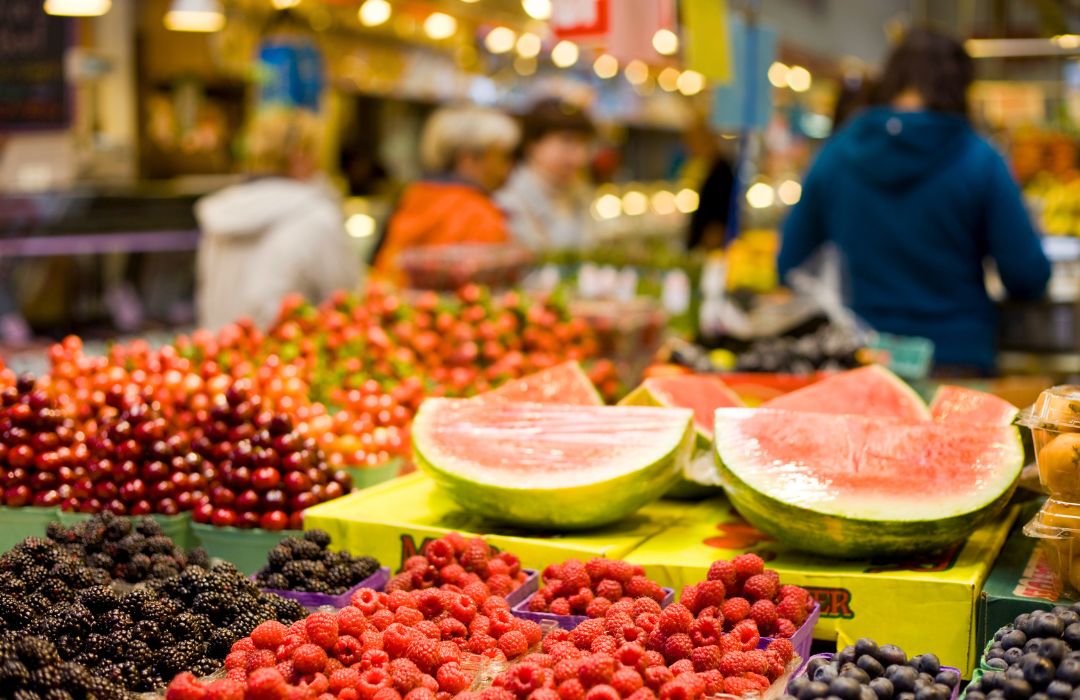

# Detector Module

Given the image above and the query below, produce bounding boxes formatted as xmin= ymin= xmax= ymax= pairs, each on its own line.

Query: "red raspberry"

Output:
xmin=706 ymin=561 xmax=737 ymax=589
xmin=460 ymin=541 xmax=492 ymax=575
xmin=479 ymin=689 xmax=514 ymax=700
xmin=542 ymin=629 xmax=572 ymax=653
xmin=248 ymin=649 xmax=277 ymax=671
xmin=530 ymin=595 xmax=549 ymax=613
xmin=404 ymin=690 xmax=437 ymax=700
xmin=721 ymin=677 xmax=757 ymax=697
xmin=225 ymin=651 xmax=247 ymax=670
xmin=246 ymin=668 xmax=289 ymax=700
xmin=766 ymin=651 xmax=787 ymax=680
xmin=352 ymin=588 xmax=384 ymax=615
xmin=532 ymin=691 xmax=560 ymax=700
xmin=720 ymin=598 xmax=750 ymax=627
xmin=608 ymin=601 xmax=635 ymax=617
xmin=234 ymin=637 xmax=258 ymax=653
xmin=386 ymin=574 xmax=413 ymax=594
xmin=642 ymin=666 xmax=673 ymax=692
xmin=276 ymin=659 xmax=295 ymax=681
xmin=617 ymin=643 xmax=646 ymax=669
xmin=749 ymin=600 xmax=778 ymax=634
xmin=606 ymin=561 xmax=635 ymax=584
xmin=611 ymin=668 xmax=643 ymax=696
xmin=744 ymin=650 xmax=770 ymax=675
xmin=657 ymin=605 xmax=692 ymax=636
xmin=550 ymin=598 xmax=572 ymax=616
xmin=625 ymin=576 xmax=656 ymax=600
xmin=718 ymin=651 xmax=748 ymax=677
xmin=362 ymin=649 xmax=390 ymax=670
xmin=690 ymin=646 xmax=721 ymax=672
xmin=775 ymin=618 xmax=798 ymax=638
xmin=305 ymin=613 xmax=340 ymax=650
xmin=467 ymin=634 xmax=498 ymax=655
xmin=445 ymin=532 xmax=469 ymax=554
xmin=695 ymin=580 xmax=725 ymax=610
xmin=668 ymin=659 xmax=694 ymax=677
xmin=586 ymin=598 xmax=611 ymax=618
xmin=359 ymin=668 xmax=392 ymax=697
xmin=640 ymin=651 xmax=665 ymax=670
xmin=732 ymin=619 xmax=760 ymax=651
xmin=585 ymin=559 xmax=609 ymax=583
xmin=595 ymin=580 xmax=623 ymax=601
xmin=292 ymin=644 xmax=328 ymax=675
xmin=577 ymin=653 xmax=615 ymax=687
xmin=662 ymin=634 xmax=693 ymax=664
xmin=635 ymin=613 xmax=658 ymax=634
xmin=515 ymin=618 xmax=543 ymax=647
xmin=661 ymin=674 xmax=706 ymax=700
xmin=780 ymin=585 xmax=810 ymax=604
xmin=333 ymin=635 xmax=364 ymax=666
xmin=371 ymin=609 xmax=395 ymax=631
xmin=487 ymin=574 xmax=516 ymax=598
xmin=406 ymin=636 xmax=440 ymax=673
xmin=558 ymin=679 xmax=586 ymax=700
xmin=498 ymin=630 xmax=529 ymax=659
xmin=589 ymin=635 xmax=618 ymax=656
xmin=718 ymin=634 xmax=741 ymax=656
xmin=437 ymin=663 xmax=473 ymax=694
xmin=604 ymin=613 xmax=633 ymax=637
xmin=330 ymin=668 xmax=362 ymax=693
xmin=205 ymin=679 xmax=244 ymax=700
xmin=389 ymin=659 xmax=424 ymax=692
xmin=438 ymin=641 xmax=461 ymax=666
xmin=423 ymin=538 xmax=456 ymax=568
xmin=362 ymin=631 xmax=386 ymax=653
xmin=395 ymin=607 xmax=425 ymax=627
xmin=585 ymin=685 xmax=620 ymax=700
xmin=560 ymin=561 xmax=591 ymax=592
xmin=373 ymin=689 xmax=404 ymax=700
xmin=463 ymin=582 xmax=491 ymax=607
xmin=700 ymin=671 xmax=724 ymax=696
xmin=689 ymin=617 xmax=722 ymax=648
xmin=489 ymin=608 xmax=516 ymax=637
xmin=777 ymin=597 xmax=809 ymax=626
xmin=250 ymin=621 xmax=288 ymax=650
xmin=741 ymin=574 xmax=777 ymax=602
xmin=732 ymin=554 xmax=765 ymax=583
xmin=632 ymin=599 xmax=661 ymax=617
xmin=645 ymin=629 xmax=665 ymax=654
xmin=338 ymin=606 xmax=370 ymax=637
xmin=570 ymin=619 xmax=605 ymax=650
xmin=383 ymin=624 xmax=415 ymax=658
xmin=438 ymin=617 xmax=468 ymax=641
xmin=569 ymin=588 xmax=595 ymax=613
xmin=166 ymin=672 xmax=207 ymax=700
xmin=747 ymin=673 xmax=771 ymax=692
xmin=678 ymin=585 xmax=699 ymax=615
xmin=497 ymin=551 xmax=522 ymax=576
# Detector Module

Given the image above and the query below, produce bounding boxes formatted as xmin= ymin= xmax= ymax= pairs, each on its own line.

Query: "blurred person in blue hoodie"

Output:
xmin=778 ymin=28 xmax=1051 ymax=374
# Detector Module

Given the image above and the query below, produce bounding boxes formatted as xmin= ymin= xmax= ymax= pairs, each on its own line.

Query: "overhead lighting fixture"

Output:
xmin=522 ymin=0 xmax=552 ymax=20
xmin=676 ymin=69 xmax=705 ymax=96
xmin=786 ymin=65 xmax=812 ymax=92
xmin=271 ymin=0 xmax=301 ymax=9
xmin=674 ymin=188 xmax=699 ymax=213
xmin=516 ymin=32 xmax=541 ymax=58
xmin=657 ymin=67 xmax=680 ymax=92
xmin=423 ymin=12 xmax=457 ymax=40
xmin=164 ymin=0 xmax=225 ymax=32
xmin=346 ymin=214 xmax=376 ymax=238
xmin=485 ymin=26 xmax=517 ymax=54
xmin=624 ymin=59 xmax=649 ymax=86
xmin=652 ymin=28 xmax=679 ymax=56
xmin=358 ymin=0 xmax=391 ymax=27
xmin=777 ymin=180 xmax=802 ymax=206
xmin=746 ymin=182 xmax=775 ymax=209
xmin=593 ymin=54 xmax=618 ymax=79
xmin=768 ymin=61 xmax=789 ymax=88
xmin=43 ymin=0 xmax=111 ymax=16
xmin=1057 ymin=34 xmax=1080 ymax=49
xmin=551 ymin=40 xmax=579 ymax=68
xmin=622 ymin=191 xmax=648 ymax=216
xmin=651 ymin=190 xmax=676 ymax=215
xmin=593 ymin=193 xmax=622 ymax=220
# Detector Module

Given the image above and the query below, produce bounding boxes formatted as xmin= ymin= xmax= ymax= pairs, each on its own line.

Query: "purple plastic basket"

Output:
xmin=504 ymin=569 xmax=540 ymax=608
xmin=757 ymin=601 xmax=820 ymax=667
xmin=795 ymin=653 xmax=960 ymax=700
xmin=255 ymin=567 xmax=391 ymax=610
xmin=511 ymin=588 xmax=675 ymax=630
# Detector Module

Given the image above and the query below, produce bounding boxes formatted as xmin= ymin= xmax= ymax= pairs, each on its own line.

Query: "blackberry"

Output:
xmin=120 ymin=588 xmax=154 ymax=616
xmin=13 ymin=690 xmax=41 ymax=700
xmin=78 ymin=585 xmax=119 ymax=613
xmin=0 ymin=593 xmax=32 ymax=629
xmin=42 ymin=688 xmax=74 ymax=700
xmin=266 ymin=546 xmax=292 ymax=569
xmin=14 ymin=636 xmax=58 ymax=669
xmin=207 ymin=627 xmax=234 ymax=657
xmin=170 ymin=612 xmax=209 ymax=641
xmin=192 ymin=657 xmax=219 ymax=676
xmin=84 ymin=552 xmax=112 ymax=570
xmin=104 ymin=517 xmax=132 ymax=541
xmin=186 ymin=547 xmax=210 ymax=569
xmin=18 ymin=538 xmax=56 ymax=562
xmin=192 ymin=591 xmax=227 ymax=617
xmin=150 ymin=561 xmax=180 ymax=580
xmin=228 ymin=610 xmax=264 ymax=638
xmin=281 ymin=560 xmax=306 ymax=583
xmin=95 ymin=609 xmax=132 ymax=634
xmin=209 ymin=561 xmax=240 ymax=577
xmin=263 ymin=573 xmax=289 ymax=590
xmin=303 ymin=529 xmax=332 ymax=548
xmin=138 ymin=600 xmax=171 ymax=623
xmin=134 ymin=517 xmax=163 ymax=537
xmin=124 ymin=553 xmax=152 ymax=582
xmin=44 ymin=523 xmax=69 ymax=544
xmin=290 ymin=539 xmax=322 ymax=560
xmin=0 ymin=552 xmax=33 ymax=574
xmin=268 ymin=596 xmax=306 ymax=622
xmin=145 ymin=536 xmax=174 ymax=555
xmin=122 ymin=639 xmax=154 ymax=669
xmin=328 ymin=565 xmax=354 ymax=588
xmin=28 ymin=665 xmax=63 ymax=691
xmin=0 ymin=571 xmax=25 ymax=594
xmin=0 ymin=659 xmax=29 ymax=690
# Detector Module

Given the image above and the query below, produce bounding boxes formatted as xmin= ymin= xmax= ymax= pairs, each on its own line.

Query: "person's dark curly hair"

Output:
xmin=874 ymin=27 xmax=974 ymax=118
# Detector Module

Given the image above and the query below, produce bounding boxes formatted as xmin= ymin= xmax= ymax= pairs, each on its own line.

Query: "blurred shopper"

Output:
xmin=682 ymin=122 xmax=736 ymax=251
xmin=373 ymin=106 xmax=520 ymax=281
xmin=195 ymin=109 xmax=359 ymax=331
xmin=778 ymin=28 xmax=1050 ymax=374
xmin=496 ymin=99 xmax=596 ymax=251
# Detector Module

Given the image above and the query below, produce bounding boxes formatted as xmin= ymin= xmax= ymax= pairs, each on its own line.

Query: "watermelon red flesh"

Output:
xmin=414 ymin=398 xmax=694 ymax=529
xmin=930 ymin=385 xmax=1018 ymax=425
xmin=713 ymin=407 xmax=1023 ymax=557
xmin=636 ymin=375 xmax=743 ymax=438
xmin=762 ymin=366 xmax=930 ymax=421
xmin=477 ymin=361 xmax=603 ymax=406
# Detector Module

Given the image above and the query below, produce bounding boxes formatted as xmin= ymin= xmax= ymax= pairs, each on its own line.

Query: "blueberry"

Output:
xmin=815 ymin=665 xmax=840 ymax=683
xmin=839 ymin=646 xmax=858 ymax=666
xmin=1004 ymin=631 xmax=1030 ymax=651
xmin=842 ymin=665 xmax=871 ymax=686
xmin=1029 ymin=640 xmax=1047 ymax=654
xmin=988 ymin=659 xmax=1010 ymax=671
xmin=988 ymin=692 xmax=1006 ymax=700
xmin=887 ymin=666 xmax=919 ymax=693
xmin=1047 ymin=681 xmax=1073 ymax=699
xmin=801 ymin=681 xmax=830 ymax=700
xmin=1034 ymin=694 xmax=1052 ymax=700
xmin=897 ymin=694 xmax=916 ymax=700
xmin=913 ymin=687 xmax=942 ymax=700
xmin=861 ymin=688 xmax=879 ymax=700
xmin=1042 ymin=639 xmax=1070 ymax=665
xmin=935 ymin=671 xmax=959 ymax=689
xmin=1060 ymin=658 xmax=1080 ymax=685
xmin=869 ymin=677 xmax=894 ymax=700
xmin=880 ymin=645 xmax=908 ymax=667
xmin=856 ymin=639 xmax=881 ymax=660
xmin=989 ymin=649 xmax=1007 ymax=661
xmin=1007 ymin=649 xmax=1027 ymax=665
xmin=1065 ymin=624 xmax=1080 ymax=650
xmin=1008 ymin=668 xmax=1029 ymax=682
xmin=790 ymin=678 xmax=811 ymax=697
xmin=1036 ymin=614 xmax=1066 ymax=639
xmin=1058 ymin=612 xmax=1080 ymax=628
xmin=918 ymin=674 xmax=935 ymax=686
xmin=1072 ymin=690 xmax=1080 ymax=700
xmin=932 ymin=684 xmax=953 ymax=699
xmin=858 ymin=656 xmax=886 ymax=679
xmin=807 ymin=658 xmax=831 ymax=678
xmin=830 ymin=677 xmax=864 ymax=700
xmin=967 ymin=694 xmax=986 ymax=700
xmin=1004 ymin=679 xmax=1034 ymax=700
xmin=1027 ymin=658 xmax=1058 ymax=690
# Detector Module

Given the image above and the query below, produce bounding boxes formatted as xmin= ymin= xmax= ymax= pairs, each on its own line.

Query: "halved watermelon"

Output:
xmin=414 ymin=398 xmax=694 ymax=529
xmin=620 ymin=375 xmax=744 ymax=499
xmin=762 ymin=365 xmax=930 ymax=421
xmin=713 ymin=405 xmax=1024 ymax=557
xmin=930 ymin=385 xmax=1018 ymax=425
xmin=478 ymin=361 xmax=603 ymax=406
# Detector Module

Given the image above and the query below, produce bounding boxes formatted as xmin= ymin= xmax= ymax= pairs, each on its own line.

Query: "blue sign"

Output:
xmin=257 ymin=38 xmax=324 ymax=111
xmin=710 ymin=15 xmax=775 ymax=131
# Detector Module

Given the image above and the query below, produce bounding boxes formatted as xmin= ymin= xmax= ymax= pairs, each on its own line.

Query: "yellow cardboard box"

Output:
xmin=303 ymin=473 xmax=690 ymax=572
xmin=625 ymin=497 xmax=1016 ymax=678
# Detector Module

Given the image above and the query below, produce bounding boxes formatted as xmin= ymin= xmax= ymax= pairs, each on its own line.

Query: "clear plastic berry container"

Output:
xmin=1022 ymin=503 xmax=1080 ymax=600
xmin=1018 ymin=385 xmax=1080 ymax=502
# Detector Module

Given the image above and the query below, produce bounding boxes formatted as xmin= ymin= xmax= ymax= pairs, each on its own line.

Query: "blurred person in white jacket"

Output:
xmin=195 ymin=109 xmax=359 ymax=331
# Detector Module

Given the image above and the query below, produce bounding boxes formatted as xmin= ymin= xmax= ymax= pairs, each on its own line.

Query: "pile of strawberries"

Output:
xmin=679 ymin=553 xmax=813 ymax=638
xmin=527 ymin=559 xmax=666 ymax=618
xmin=386 ymin=534 xmax=529 ymax=599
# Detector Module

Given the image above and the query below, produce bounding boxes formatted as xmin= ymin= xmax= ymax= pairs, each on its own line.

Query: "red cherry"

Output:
xmin=239 ymin=511 xmax=260 ymax=529
xmin=157 ymin=498 xmax=179 ymax=515
xmin=288 ymin=511 xmax=304 ymax=530
xmin=34 ymin=490 xmax=61 ymax=507
xmin=150 ymin=480 xmax=175 ymax=500
xmin=130 ymin=499 xmax=152 ymax=515
xmin=234 ymin=489 xmax=260 ymax=512
xmin=118 ymin=479 xmax=146 ymax=503
xmin=95 ymin=480 xmax=118 ymax=500
xmin=260 ymin=510 xmax=289 ymax=531
xmin=193 ymin=501 xmax=214 ymax=523
xmin=8 ymin=445 xmax=33 ymax=469
xmin=60 ymin=497 xmax=80 ymax=512
xmin=210 ymin=486 xmax=235 ymax=507
xmin=176 ymin=491 xmax=195 ymax=510
xmin=322 ymin=482 xmax=344 ymax=501
xmin=251 ymin=467 xmax=280 ymax=492
xmin=283 ymin=471 xmax=312 ymax=495
xmin=4 ymin=486 xmax=30 ymax=507
xmin=211 ymin=508 xmax=237 ymax=528
xmin=225 ymin=466 xmax=251 ymax=489
xmin=142 ymin=460 xmax=169 ymax=482
xmin=290 ymin=492 xmax=317 ymax=512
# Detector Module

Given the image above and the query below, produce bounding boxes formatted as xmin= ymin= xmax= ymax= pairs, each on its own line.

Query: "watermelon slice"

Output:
xmin=413 ymin=398 xmax=694 ymax=529
xmin=930 ymin=385 xmax=1018 ymax=425
xmin=762 ymin=365 xmax=930 ymax=421
xmin=713 ymin=405 xmax=1024 ymax=558
xmin=477 ymin=361 xmax=603 ymax=406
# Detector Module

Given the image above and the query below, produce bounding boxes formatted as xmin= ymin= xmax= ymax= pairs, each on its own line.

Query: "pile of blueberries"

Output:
xmin=785 ymin=639 xmax=959 ymax=700
xmin=970 ymin=606 xmax=1080 ymax=700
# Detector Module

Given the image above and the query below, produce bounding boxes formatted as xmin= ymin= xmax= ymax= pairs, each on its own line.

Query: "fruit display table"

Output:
xmin=302 ymin=473 xmax=691 ymax=571
xmin=623 ymin=496 xmax=1019 ymax=678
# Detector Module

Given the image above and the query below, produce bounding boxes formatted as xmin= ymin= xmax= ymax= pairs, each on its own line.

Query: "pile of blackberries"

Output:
xmin=254 ymin=529 xmax=379 ymax=595
xmin=0 ymin=536 xmax=107 ymax=634
xmin=786 ymin=639 xmax=959 ymax=700
xmin=46 ymin=511 xmax=208 ymax=583
xmin=0 ymin=633 xmax=130 ymax=700
xmin=971 ymin=606 xmax=1080 ymax=700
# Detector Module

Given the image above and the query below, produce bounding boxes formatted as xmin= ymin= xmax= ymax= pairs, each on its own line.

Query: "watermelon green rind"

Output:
xmin=763 ymin=365 xmax=931 ymax=421
xmin=713 ymin=407 xmax=1024 ymax=558
xmin=413 ymin=399 xmax=695 ymax=530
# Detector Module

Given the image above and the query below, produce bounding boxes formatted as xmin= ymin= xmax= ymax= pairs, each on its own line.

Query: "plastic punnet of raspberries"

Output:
xmin=531 ymin=559 xmax=666 ymax=617
xmin=385 ymin=533 xmax=527 ymax=599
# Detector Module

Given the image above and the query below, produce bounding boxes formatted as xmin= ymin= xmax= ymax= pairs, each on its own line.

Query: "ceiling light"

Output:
xmin=358 ymin=0 xmax=391 ymax=27
xmin=651 ymin=190 xmax=676 ymax=215
xmin=624 ymin=59 xmax=649 ymax=86
xmin=676 ymin=70 xmax=705 ymax=96
xmin=652 ymin=28 xmax=679 ymax=56
xmin=522 ymin=0 xmax=552 ymax=20
xmin=346 ymin=214 xmax=376 ymax=238
xmin=271 ymin=0 xmax=301 ymax=9
xmin=594 ymin=194 xmax=622 ymax=220
xmin=674 ymin=189 xmax=699 ymax=213
xmin=516 ymin=32 xmax=541 ymax=58
xmin=593 ymin=54 xmax=618 ymax=79
xmin=622 ymin=191 xmax=648 ymax=216
xmin=746 ymin=182 xmax=775 ymax=208
xmin=657 ymin=67 xmax=680 ymax=92
xmin=43 ymin=0 xmax=111 ymax=16
xmin=768 ymin=61 xmax=789 ymax=88
xmin=485 ymin=26 xmax=517 ymax=54
xmin=551 ymin=40 xmax=579 ymax=68
xmin=423 ymin=12 xmax=458 ymax=40
xmin=164 ymin=0 xmax=225 ymax=32
xmin=778 ymin=180 xmax=802 ymax=205
xmin=787 ymin=65 xmax=812 ymax=92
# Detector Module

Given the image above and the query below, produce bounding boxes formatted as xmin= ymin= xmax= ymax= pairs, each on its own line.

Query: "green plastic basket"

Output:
xmin=0 ymin=506 xmax=58 ymax=551
xmin=962 ymin=669 xmax=982 ymax=699
xmin=55 ymin=511 xmax=194 ymax=549
xmin=191 ymin=523 xmax=302 ymax=575
xmin=345 ymin=458 xmax=402 ymax=490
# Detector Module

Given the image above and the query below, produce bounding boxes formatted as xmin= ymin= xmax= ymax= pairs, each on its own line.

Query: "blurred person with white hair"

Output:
xmin=373 ymin=105 xmax=520 ymax=282
xmin=194 ymin=108 xmax=359 ymax=331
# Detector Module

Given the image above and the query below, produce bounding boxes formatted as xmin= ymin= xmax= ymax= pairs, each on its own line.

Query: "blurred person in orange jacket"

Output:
xmin=373 ymin=106 xmax=520 ymax=282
